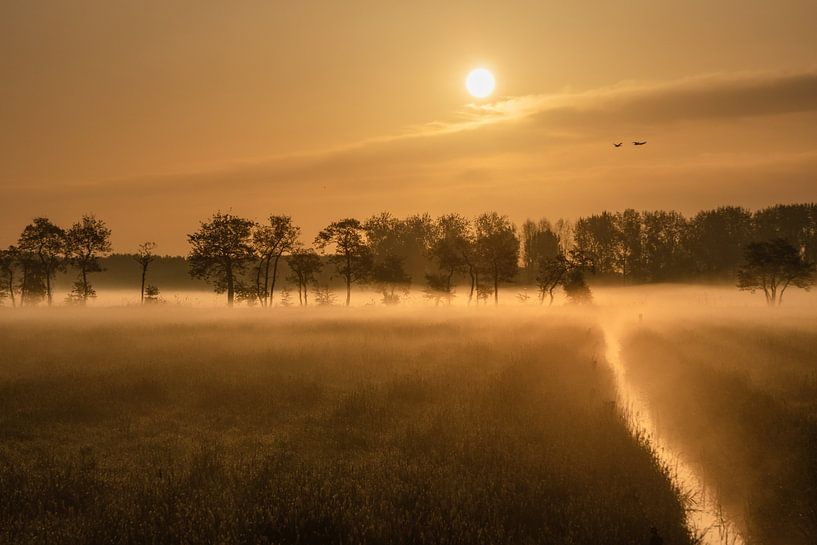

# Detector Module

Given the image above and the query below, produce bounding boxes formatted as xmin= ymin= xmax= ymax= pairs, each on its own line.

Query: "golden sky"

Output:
xmin=2 ymin=1 xmax=817 ymax=253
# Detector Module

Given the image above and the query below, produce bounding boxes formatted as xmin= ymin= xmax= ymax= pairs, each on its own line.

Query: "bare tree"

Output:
xmin=314 ymin=218 xmax=371 ymax=306
xmin=188 ymin=212 xmax=256 ymax=307
xmin=134 ymin=242 xmax=157 ymax=304
xmin=17 ymin=217 xmax=66 ymax=306
xmin=65 ymin=215 xmax=112 ymax=304
xmin=252 ymin=215 xmax=300 ymax=307
xmin=737 ymin=238 xmax=815 ymax=305
xmin=474 ymin=212 xmax=520 ymax=305
xmin=287 ymin=248 xmax=322 ymax=306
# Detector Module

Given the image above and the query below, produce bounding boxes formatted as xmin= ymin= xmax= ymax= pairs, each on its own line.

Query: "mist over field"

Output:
xmin=2 ymin=286 xmax=816 ymax=544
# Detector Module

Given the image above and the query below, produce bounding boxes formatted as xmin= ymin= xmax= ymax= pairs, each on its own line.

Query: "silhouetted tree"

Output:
xmin=563 ymin=268 xmax=593 ymax=304
xmin=17 ymin=217 xmax=66 ymax=306
xmin=0 ymin=247 xmax=19 ymax=307
xmin=536 ymin=253 xmax=570 ymax=305
xmin=686 ymin=206 xmax=752 ymax=278
xmin=144 ymin=285 xmax=161 ymax=304
xmin=65 ymin=215 xmax=112 ymax=304
xmin=400 ymin=213 xmax=436 ymax=281
xmin=753 ymin=203 xmax=817 ymax=263
xmin=315 ymin=218 xmax=371 ymax=306
xmin=364 ymin=212 xmax=435 ymax=284
xmin=287 ymin=248 xmax=322 ymax=306
xmin=188 ymin=212 xmax=255 ymax=307
xmin=574 ymin=212 xmax=620 ymax=277
xmin=737 ymin=239 xmax=815 ymax=305
xmin=615 ymin=209 xmax=643 ymax=284
xmin=641 ymin=210 xmax=687 ymax=282
xmin=252 ymin=215 xmax=300 ymax=307
xmin=134 ymin=241 xmax=157 ymax=304
xmin=372 ymin=254 xmax=411 ymax=305
xmin=474 ymin=212 xmax=519 ymax=305
xmin=521 ymin=219 xmax=560 ymax=277
xmin=428 ymin=214 xmax=470 ymax=303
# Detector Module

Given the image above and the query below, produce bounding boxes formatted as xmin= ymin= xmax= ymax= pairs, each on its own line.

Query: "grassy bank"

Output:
xmin=622 ymin=317 xmax=817 ymax=545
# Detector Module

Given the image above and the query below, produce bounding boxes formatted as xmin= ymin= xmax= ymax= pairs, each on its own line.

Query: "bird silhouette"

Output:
xmin=613 ymin=142 xmax=622 ymax=147
xmin=633 ymin=141 xmax=647 ymax=146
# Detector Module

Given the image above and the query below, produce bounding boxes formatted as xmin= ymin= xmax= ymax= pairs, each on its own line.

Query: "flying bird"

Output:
xmin=613 ymin=142 xmax=622 ymax=147
xmin=633 ymin=141 xmax=647 ymax=146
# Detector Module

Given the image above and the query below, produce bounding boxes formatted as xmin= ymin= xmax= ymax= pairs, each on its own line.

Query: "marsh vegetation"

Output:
xmin=0 ymin=310 xmax=693 ymax=544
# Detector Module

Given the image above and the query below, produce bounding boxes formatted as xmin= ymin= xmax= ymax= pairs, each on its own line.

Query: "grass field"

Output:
xmin=622 ymin=316 xmax=817 ymax=545
xmin=0 ymin=309 xmax=692 ymax=544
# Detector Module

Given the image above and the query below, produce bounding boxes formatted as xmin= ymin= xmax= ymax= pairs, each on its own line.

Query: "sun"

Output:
xmin=465 ymin=68 xmax=495 ymax=99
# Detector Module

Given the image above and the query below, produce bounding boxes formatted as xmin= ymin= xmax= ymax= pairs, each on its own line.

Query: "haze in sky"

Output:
xmin=2 ymin=0 xmax=817 ymax=253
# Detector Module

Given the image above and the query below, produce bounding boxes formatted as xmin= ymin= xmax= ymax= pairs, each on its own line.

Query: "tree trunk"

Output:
xmin=19 ymin=264 xmax=27 ymax=308
xmin=81 ymin=266 xmax=89 ymax=305
xmin=493 ymin=264 xmax=499 ymax=306
xmin=140 ymin=264 xmax=147 ymax=304
xmin=255 ymin=258 xmax=265 ymax=307
xmin=345 ymin=252 xmax=352 ymax=306
xmin=263 ymin=255 xmax=273 ymax=306
xmin=269 ymin=253 xmax=282 ymax=307
xmin=468 ymin=266 xmax=476 ymax=305
xmin=226 ymin=262 xmax=234 ymax=307
xmin=45 ymin=264 xmax=52 ymax=306
xmin=7 ymin=271 xmax=15 ymax=308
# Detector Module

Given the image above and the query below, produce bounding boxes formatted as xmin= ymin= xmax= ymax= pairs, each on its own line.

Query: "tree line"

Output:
xmin=1 ymin=203 xmax=815 ymax=307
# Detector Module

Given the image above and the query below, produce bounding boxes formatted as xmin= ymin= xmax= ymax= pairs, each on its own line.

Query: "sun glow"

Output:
xmin=465 ymin=68 xmax=496 ymax=99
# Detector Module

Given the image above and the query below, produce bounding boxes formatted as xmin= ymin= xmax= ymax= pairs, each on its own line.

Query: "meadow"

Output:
xmin=622 ymin=315 xmax=817 ymax=545
xmin=0 ymin=309 xmax=692 ymax=545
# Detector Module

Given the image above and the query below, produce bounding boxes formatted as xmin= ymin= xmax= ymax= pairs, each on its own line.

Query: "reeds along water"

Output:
xmin=602 ymin=318 xmax=745 ymax=545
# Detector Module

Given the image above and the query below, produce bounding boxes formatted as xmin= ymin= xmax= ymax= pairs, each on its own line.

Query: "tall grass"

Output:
xmin=0 ymin=309 xmax=691 ymax=544
xmin=622 ymin=317 xmax=817 ymax=545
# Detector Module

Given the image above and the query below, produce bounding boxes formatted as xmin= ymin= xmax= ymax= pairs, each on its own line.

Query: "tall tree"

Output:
xmin=737 ymin=238 xmax=815 ymax=306
xmin=574 ymin=212 xmax=620 ymax=277
xmin=753 ymin=203 xmax=817 ymax=263
xmin=253 ymin=215 xmax=300 ymax=307
xmin=427 ymin=214 xmax=470 ymax=303
xmin=521 ymin=218 xmax=560 ymax=282
xmin=686 ymin=206 xmax=752 ymax=278
xmin=286 ymin=248 xmax=322 ymax=306
xmin=314 ymin=218 xmax=371 ymax=306
xmin=65 ymin=215 xmax=112 ymax=304
xmin=134 ymin=241 xmax=157 ymax=305
xmin=188 ymin=212 xmax=256 ymax=307
xmin=563 ymin=268 xmax=593 ymax=304
xmin=17 ymin=217 xmax=66 ymax=306
xmin=641 ymin=210 xmax=688 ymax=282
xmin=615 ymin=209 xmax=643 ymax=284
xmin=371 ymin=254 xmax=411 ymax=305
xmin=0 ymin=247 xmax=19 ymax=307
xmin=474 ymin=212 xmax=520 ymax=305
xmin=536 ymin=253 xmax=570 ymax=306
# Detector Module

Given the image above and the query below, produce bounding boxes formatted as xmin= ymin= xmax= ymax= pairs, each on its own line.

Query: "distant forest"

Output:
xmin=2 ymin=203 xmax=816 ymax=307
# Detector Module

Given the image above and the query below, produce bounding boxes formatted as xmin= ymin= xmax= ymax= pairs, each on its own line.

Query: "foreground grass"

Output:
xmin=622 ymin=316 xmax=817 ymax=545
xmin=0 ymin=309 xmax=690 ymax=544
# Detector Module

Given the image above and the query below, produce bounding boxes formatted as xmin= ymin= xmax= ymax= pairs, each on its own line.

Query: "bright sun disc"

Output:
xmin=466 ymin=68 xmax=495 ymax=98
